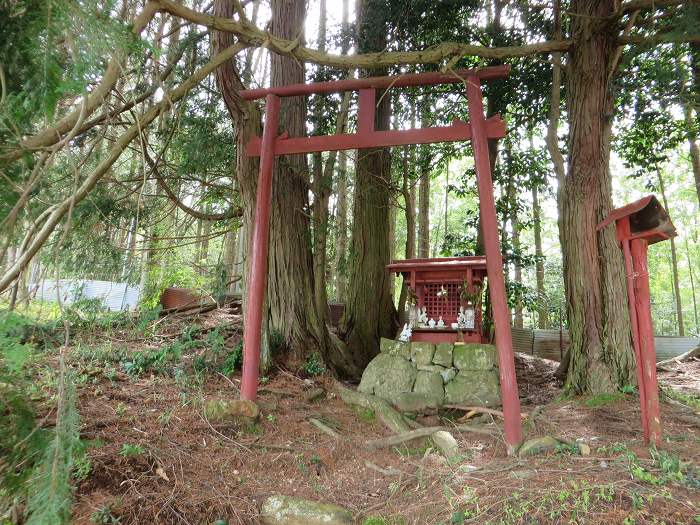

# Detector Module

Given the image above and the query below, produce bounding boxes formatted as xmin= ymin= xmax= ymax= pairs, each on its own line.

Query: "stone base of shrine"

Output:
xmin=358 ymin=338 xmax=501 ymax=411
xmin=411 ymin=328 xmax=483 ymax=344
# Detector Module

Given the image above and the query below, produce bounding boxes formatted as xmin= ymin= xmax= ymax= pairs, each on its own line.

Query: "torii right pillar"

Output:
xmin=597 ymin=195 xmax=677 ymax=446
xmin=466 ymin=75 xmax=523 ymax=454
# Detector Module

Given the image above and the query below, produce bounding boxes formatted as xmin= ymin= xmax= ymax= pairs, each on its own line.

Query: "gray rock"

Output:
xmin=518 ymin=436 xmax=560 ymax=457
xmin=261 ymin=495 xmax=353 ymax=525
xmin=358 ymin=353 xmax=416 ymax=401
xmin=444 ymin=370 xmax=501 ymax=406
xmin=393 ymin=392 xmax=442 ymax=413
xmin=432 ymin=430 xmax=460 ymax=461
xmin=440 ymin=368 xmax=457 ymax=384
xmin=204 ymin=399 xmax=260 ymax=423
xmin=453 ymin=343 xmax=497 ymax=371
xmin=410 ymin=342 xmax=435 ymax=366
xmin=380 ymin=337 xmax=410 ymax=360
xmin=433 ymin=343 xmax=454 ymax=367
xmin=413 ymin=371 xmax=445 ymax=403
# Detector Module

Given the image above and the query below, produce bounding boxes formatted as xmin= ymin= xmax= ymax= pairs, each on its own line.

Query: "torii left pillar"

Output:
xmin=240 ymin=94 xmax=279 ymax=401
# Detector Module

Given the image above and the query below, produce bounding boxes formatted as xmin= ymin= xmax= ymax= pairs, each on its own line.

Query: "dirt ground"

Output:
xmin=57 ymin=312 xmax=699 ymax=524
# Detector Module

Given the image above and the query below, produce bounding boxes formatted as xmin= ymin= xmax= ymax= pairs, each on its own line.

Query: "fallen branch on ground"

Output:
xmin=444 ymin=405 xmax=528 ymax=420
xmin=309 ymin=418 xmax=342 ymax=440
xmin=656 ymin=346 xmax=700 ymax=368
xmin=365 ymin=424 xmax=495 ymax=451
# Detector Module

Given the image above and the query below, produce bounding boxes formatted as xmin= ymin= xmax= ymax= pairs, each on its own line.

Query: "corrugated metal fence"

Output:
xmin=511 ymin=327 xmax=698 ymax=363
xmin=30 ymin=279 xmax=141 ymax=311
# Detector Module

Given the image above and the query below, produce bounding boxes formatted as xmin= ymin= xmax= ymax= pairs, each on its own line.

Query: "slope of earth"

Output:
xmin=41 ymin=312 xmax=700 ymax=524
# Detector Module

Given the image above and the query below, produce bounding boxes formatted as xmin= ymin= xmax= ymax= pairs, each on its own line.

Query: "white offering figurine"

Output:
xmin=437 ymin=316 xmax=445 ymax=328
xmin=417 ymin=306 xmax=429 ymax=325
xmin=428 ymin=318 xmax=436 ymax=328
xmin=398 ymin=323 xmax=412 ymax=342
xmin=458 ymin=304 xmax=475 ymax=329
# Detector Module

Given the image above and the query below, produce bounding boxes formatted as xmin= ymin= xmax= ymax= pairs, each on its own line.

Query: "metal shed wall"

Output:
xmin=30 ymin=279 xmax=141 ymax=311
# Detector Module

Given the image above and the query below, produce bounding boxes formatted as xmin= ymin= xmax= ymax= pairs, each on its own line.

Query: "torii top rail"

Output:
xmin=238 ymin=65 xmax=523 ymax=453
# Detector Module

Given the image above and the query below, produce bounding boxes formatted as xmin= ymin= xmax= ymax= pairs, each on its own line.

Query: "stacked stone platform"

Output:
xmin=358 ymin=338 xmax=501 ymax=412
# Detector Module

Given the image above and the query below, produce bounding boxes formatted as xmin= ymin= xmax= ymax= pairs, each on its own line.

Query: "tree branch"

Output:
xmin=0 ymin=2 xmax=159 ymax=164
xmin=155 ymin=0 xmax=572 ymax=67
xmin=0 ymin=39 xmax=248 ymax=294
xmin=145 ymin=148 xmax=242 ymax=221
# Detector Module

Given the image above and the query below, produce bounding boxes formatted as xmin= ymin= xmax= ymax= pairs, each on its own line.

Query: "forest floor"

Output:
xmin=36 ymin=308 xmax=700 ymax=525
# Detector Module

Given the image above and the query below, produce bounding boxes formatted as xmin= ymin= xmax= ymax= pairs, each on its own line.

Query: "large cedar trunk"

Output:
xmin=265 ymin=0 xmax=332 ymax=362
xmin=562 ymin=0 xmax=635 ymax=393
xmin=214 ymin=0 xmax=358 ymax=375
xmin=342 ymin=0 xmax=398 ymax=367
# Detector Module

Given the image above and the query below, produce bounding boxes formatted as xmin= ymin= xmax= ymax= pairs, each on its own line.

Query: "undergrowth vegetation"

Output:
xmin=0 ymin=311 xmax=84 ymax=524
xmin=0 ymin=302 xmax=246 ymax=524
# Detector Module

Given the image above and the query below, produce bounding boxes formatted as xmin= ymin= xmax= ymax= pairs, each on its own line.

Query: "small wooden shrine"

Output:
xmin=387 ymin=257 xmax=487 ymax=344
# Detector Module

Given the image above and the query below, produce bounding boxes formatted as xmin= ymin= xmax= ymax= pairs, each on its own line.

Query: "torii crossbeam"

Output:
xmin=238 ymin=65 xmax=523 ymax=453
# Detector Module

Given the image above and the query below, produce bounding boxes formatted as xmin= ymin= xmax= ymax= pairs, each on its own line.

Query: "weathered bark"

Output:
xmin=332 ymin=0 xmax=351 ymax=303
xmin=532 ymin=185 xmax=547 ymax=329
xmin=562 ymin=0 xmax=635 ymax=394
xmin=417 ymin=104 xmax=431 ymax=258
xmin=397 ymin=146 xmax=416 ymax=321
xmin=684 ymin=237 xmax=699 ymax=333
xmin=312 ymin=0 xmax=329 ymax=318
xmin=656 ymin=168 xmax=684 ymax=335
xmin=334 ymin=150 xmax=349 ymax=301
xmin=342 ymin=0 xmax=398 ymax=367
xmin=684 ymin=104 xmax=700 ymax=207
xmin=264 ymin=0 xmax=337 ymax=368
xmin=689 ymin=43 xmax=700 ymax=205
xmin=417 ymin=162 xmax=430 ymax=258
xmin=506 ymin=174 xmax=523 ymax=328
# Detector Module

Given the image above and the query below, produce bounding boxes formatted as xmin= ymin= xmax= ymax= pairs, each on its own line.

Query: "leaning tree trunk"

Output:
xmin=342 ymin=0 xmax=398 ymax=367
xmin=562 ymin=0 xmax=635 ymax=394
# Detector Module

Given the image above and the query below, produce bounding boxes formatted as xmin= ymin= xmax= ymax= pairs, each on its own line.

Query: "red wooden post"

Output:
xmin=630 ymin=238 xmax=663 ymax=446
xmin=465 ymin=75 xmax=523 ymax=453
xmin=240 ymin=94 xmax=280 ymax=401
xmin=621 ymin=236 xmax=650 ymax=442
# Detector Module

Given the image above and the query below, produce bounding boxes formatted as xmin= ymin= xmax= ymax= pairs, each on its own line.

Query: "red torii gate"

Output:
xmin=238 ymin=65 xmax=523 ymax=452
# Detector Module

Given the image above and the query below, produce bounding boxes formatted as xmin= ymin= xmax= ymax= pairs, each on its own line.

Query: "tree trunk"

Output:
xmin=684 ymin=237 xmax=699 ymax=334
xmin=397 ymin=145 xmax=416 ymax=322
xmin=417 ymin=160 xmax=430 ymax=258
xmin=656 ymin=167 xmax=684 ymax=335
xmin=332 ymin=0 xmax=351 ymax=303
xmin=532 ymin=185 xmax=547 ymax=329
xmin=507 ymin=178 xmax=523 ymax=328
xmin=562 ymin=0 xmax=635 ymax=394
xmin=264 ymin=0 xmax=336 ymax=367
xmin=342 ymin=0 xmax=398 ymax=367
xmin=312 ymin=0 xmax=329 ymax=318
xmin=684 ymin=104 xmax=700 ymax=208
xmin=689 ymin=43 xmax=700 ymax=206
xmin=335 ymin=149 xmax=349 ymax=301
xmin=417 ymin=100 xmax=431 ymax=258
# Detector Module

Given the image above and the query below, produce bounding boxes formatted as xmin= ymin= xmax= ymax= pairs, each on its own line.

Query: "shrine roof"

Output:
xmin=597 ymin=194 xmax=676 ymax=244
xmin=386 ymin=256 xmax=487 ymax=273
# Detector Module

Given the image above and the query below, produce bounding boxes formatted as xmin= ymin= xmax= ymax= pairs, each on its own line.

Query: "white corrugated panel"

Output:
xmin=30 ymin=279 xmax=141 ymax=311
